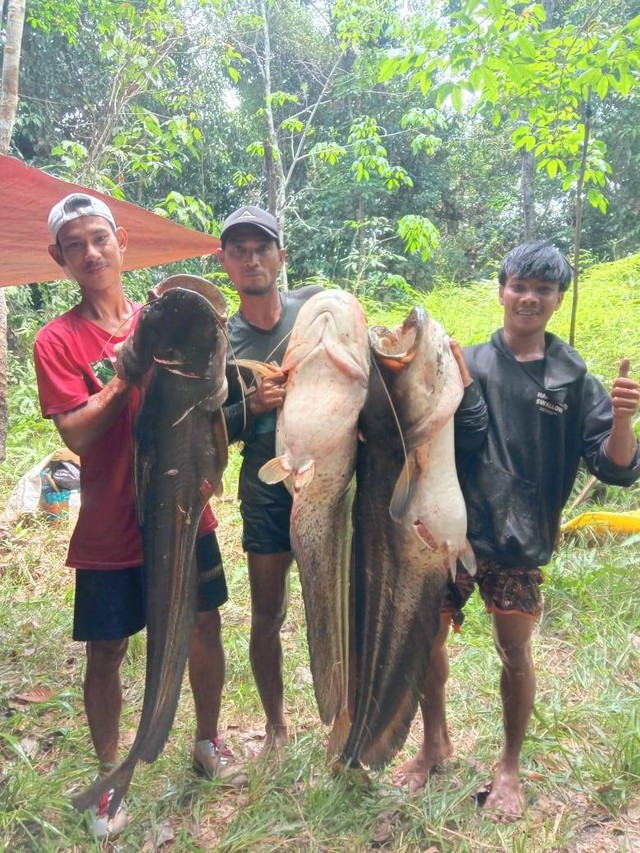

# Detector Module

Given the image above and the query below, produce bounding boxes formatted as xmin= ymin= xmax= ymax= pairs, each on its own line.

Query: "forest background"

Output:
xmin=2 ymin=0 xmax=640 ymax=389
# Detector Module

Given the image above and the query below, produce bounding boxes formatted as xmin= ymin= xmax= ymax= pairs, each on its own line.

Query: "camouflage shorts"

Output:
xmin=441 ymin=558 xmax=544 ymax=629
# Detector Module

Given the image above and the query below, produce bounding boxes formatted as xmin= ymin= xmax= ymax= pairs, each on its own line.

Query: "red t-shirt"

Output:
xmin=33 ymin=304 xmax=216 ymax=570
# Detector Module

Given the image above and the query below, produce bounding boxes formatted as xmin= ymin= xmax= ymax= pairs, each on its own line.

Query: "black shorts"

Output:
xmin=73 ymin=532 xmax=228 ymax=642
xmin=239 ymin=493 xmax=293 ymax=554
xmin=238 ymin=436 xmax=293 ymax=554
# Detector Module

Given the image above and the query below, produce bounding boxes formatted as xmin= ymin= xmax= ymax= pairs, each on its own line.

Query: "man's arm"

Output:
xmin=451 ymin=339 xmax=488 ymax=453
xmin=605 ymin=358 xmax=640 ymax=468
xmin=53 ymin=376 xmax=133 ymax=456
xmin=223 ymin=362 xmax=287 ymax=444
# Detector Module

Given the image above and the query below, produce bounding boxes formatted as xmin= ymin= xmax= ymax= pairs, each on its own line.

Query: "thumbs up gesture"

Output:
xmin=611 ymin=358 xmax=640 ymax=422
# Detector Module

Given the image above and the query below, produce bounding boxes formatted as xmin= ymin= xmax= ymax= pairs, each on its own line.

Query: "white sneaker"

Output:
xmin=89 ymin=787 xmax=128 ymax=838
xmin=192 ymin=737 xmax=248 ymax=788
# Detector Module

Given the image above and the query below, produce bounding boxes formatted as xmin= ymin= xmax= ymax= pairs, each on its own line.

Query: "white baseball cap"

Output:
xmin=48 ymin=193 xmax=117 ymax=242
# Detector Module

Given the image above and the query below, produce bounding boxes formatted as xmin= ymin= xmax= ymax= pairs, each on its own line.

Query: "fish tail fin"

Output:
xmin=71 ymin=760 xmax=134 ymax=819
xmin=331 ymin=757 xmax=372 ymax=788
xmin=258 ymin=456 xmax=291 ymax=485
xmin=326 ymin=706 xmax=351 ymax=760
xmin=457 ymin=540 xmax=477 ymax=577
xmin=293 ymin=461 xmax=315 ymax=492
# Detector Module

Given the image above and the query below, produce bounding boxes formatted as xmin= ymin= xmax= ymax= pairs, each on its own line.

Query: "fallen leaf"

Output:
xmin=295 ymin=665 xmax=313 ymax=685
xmin=371 ymin=811 xmax=395 ymax=846
xmin=624 ymin=798 xmax=640 ymax=821
xmin=19 ymin=737 xmax=40 ymax=760
xmin=14 ymin=687 xmax=55 ymax=704
xmin=141 ymin=820 xmax=175 ymax=851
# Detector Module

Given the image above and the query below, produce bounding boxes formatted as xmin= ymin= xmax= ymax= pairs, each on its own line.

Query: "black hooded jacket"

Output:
xmin=454 ymin=330 xmax=640 ymax=567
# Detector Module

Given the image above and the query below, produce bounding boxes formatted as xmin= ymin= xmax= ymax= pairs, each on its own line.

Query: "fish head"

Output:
xmin=367 ymin=307 xmax=462 ymax=447
xmin=123 ymin=287 xmax=226 ymax=387
xmin=283 ymin=290 xmax=370 ymax=384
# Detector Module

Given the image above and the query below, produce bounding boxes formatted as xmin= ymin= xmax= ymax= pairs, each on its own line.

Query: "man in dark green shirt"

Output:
xmin=218 ymin=206 xmax=322 ymax=754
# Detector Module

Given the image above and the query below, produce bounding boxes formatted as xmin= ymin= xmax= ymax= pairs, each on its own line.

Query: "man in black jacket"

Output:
xmin=395 ymin=241 xmax=640 ymax=819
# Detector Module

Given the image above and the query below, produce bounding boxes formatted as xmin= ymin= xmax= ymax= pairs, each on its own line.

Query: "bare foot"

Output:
xmin=393 ymin=741 xmax=453 ymax=793
xmin=255 ymin=723 xmax=289 ymax=760
xmin=483 ymin=767 xmax=524 ymax=822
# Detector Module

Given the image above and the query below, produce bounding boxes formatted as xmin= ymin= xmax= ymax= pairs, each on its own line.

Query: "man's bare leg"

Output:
xmin=84 ymin=638 xmax=128 ymax=773
xmin=394 ymin=615 xmax=453 ymax=792
xmin=188 ymin=608 xmax=224 ymax=742
xmin=248 ymin=551 xmax=293 ymax=753
xmin=484 ymin=611 xmax=536 ymax=820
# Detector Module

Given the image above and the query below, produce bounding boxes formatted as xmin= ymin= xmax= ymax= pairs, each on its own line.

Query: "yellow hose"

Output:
xmin=561 ymin=510 xmax=640 ymax=534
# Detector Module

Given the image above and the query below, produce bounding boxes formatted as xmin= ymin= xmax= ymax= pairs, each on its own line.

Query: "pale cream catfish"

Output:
xmin=340 ymin=306 xmax=474 ymax=771
xmin=258 ymin=289 xmax=370 ymax=747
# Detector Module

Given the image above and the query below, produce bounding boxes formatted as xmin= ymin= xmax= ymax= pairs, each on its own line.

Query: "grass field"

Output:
xmin=0 ymin=258 xmax=638 ymax=852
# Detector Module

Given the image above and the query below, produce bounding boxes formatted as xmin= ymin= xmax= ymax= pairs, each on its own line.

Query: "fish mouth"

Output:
xmin=152 ymin=357 xmax=202 ymax=378
xmin=369 ymin=306 xmax=426 ymax=370
xmin=150 ymin=275 xmax=228 ymax=328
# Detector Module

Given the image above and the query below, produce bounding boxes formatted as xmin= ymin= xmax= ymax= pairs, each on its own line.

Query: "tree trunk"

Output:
xmin=0 ymin=0 xmax=27 ymax=460
xmin=521 ymin=148 xmax=536 ymax=240
xmin=569 ymin=95 xmax=592 ymax=348
xmin=264 ymin=139 xmax=277 ymax=215
xmin=520 ymin=0 xmax=556 ymax=242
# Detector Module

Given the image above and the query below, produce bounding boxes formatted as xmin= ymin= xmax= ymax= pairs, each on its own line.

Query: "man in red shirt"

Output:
xmin=33 ymin=193 xmax=242 ymax=837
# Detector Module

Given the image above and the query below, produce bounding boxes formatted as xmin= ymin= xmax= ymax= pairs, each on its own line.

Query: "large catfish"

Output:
xmin=258 ymin=290 xmax=370 ymax=746
xmin=72 ymin=276 xmax=229 ymax=818
xmin=340 ymin=306 xmax=473 ymax=771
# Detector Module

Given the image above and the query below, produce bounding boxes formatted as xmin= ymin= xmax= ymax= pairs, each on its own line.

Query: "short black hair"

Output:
xmin=498 ymin=241 xmax=573 ymax=292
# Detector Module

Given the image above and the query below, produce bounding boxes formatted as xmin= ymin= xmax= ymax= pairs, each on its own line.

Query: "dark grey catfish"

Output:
xmin=72 ymin=277 xmax=228 ymax=818
xmin=340 ymin=306 xmax=472 ymax=771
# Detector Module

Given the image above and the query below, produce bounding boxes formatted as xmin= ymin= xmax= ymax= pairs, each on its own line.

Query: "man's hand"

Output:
xmin=449 ymin=338 xmax=472 ymax=387
xmin=248 ymin=369 xmax=287 ymax=415
xmin=605 ymin=358 xmax=640 ymax=468
xmin=611 ymin=358 xmax=640 ymax=422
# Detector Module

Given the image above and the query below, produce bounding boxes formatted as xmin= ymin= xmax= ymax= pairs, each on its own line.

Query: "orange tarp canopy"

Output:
xmin=0 ymin=155 xmax=220 ymax=287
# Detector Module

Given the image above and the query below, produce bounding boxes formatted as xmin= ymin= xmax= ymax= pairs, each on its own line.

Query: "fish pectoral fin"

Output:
xmin=232 ymin=358 xmax=279 ymax=377
xmin=458 ymin=540 xmax=477 ymax=576
xmin=389 ymin=460 xmax=416 ymax=522
xmin=258 ymin=456 xmax=291 ymax=485
xmin=448 ymin=555 xmax=457 ymax=583
xmin=293 ymin=461 xmax=315 ymax=492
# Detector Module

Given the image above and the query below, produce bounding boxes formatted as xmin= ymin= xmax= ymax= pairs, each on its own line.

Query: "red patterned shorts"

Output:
xmin=441 ymin=559 xmax=544 ymax=630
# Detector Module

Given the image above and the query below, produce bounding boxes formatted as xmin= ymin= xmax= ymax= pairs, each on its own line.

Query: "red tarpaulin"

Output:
xmin=0 ymin=154 xmax=221 ymax=287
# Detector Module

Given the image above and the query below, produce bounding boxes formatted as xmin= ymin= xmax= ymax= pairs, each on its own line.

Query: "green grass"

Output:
xmin=1 ymin=454 xmax=638 ymax=852
xmin=1 ymin=259 xmax=639 ymax=851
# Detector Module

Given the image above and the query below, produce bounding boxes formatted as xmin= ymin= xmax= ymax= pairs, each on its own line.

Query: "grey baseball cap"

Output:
xmin=48 ymin=193 xmax=117 ymax=242
xmin=220 ymin=205 xmax=280 ymax=246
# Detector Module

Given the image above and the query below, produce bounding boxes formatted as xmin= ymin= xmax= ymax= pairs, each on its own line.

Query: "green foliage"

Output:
xmin=381 ymin=0 xmax=640 ymax=227
xmin=8 ymin=0 xmax=640 ymax=288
